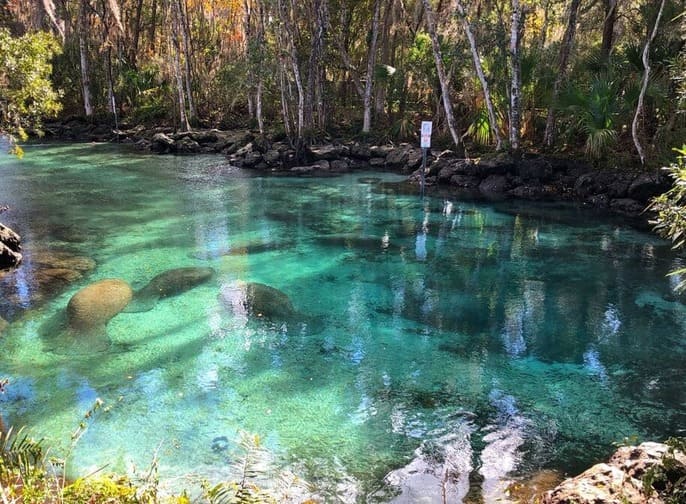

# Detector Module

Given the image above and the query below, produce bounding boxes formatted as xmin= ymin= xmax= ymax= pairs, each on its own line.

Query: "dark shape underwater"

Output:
xmin=124 ymin=266 xmax=215 ymax=313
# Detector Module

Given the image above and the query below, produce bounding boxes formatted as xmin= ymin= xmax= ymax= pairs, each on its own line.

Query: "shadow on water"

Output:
xmin=3 ymin=145 xmax=686 ymax=499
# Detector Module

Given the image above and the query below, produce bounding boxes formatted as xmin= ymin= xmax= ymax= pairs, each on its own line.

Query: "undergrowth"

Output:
xmin=0 ymin=398 xmax=315 ymax=504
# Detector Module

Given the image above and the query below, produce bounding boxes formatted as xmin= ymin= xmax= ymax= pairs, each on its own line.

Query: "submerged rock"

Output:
xmin=543 ymin=442 xmax=686 ymax=504
xmin=125 ymin=266 xmax=215 ymax=313
xmin=384 ymin=427 xmax=474 ymax=503
xmin=67 ymin=278 xmax=133 ymax=332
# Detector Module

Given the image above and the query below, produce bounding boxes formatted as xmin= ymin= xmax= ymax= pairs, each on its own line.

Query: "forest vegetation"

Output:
xmin=0 ymin=0 xmax=683 ymax=166
xmin=1 ymin=2 xmax=686 ymax=502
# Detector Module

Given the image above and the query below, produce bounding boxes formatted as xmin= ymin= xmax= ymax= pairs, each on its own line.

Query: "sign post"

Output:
xmin=420 ymin=121 xmax=432 ymax=197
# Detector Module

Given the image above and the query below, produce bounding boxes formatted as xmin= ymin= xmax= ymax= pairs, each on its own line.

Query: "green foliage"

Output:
xmin=650 ymin=145 xmax=686 ymax=290
xmin=642 ymin=437 xmax=686 ymax=503
xmin=0 ymin=28 xmax=62 ymax=153
xmin=118 ymin=64 xmax=171 ymax=124
xmin=558 ymin=76 xmax=622 ymax=158
xmin=63 ymin=475 xmax=139 ymax=503
xmin=0 ymin=427 xmax=45 ymax=484
xmin=465 ymin=107 xmax=493 ymax=145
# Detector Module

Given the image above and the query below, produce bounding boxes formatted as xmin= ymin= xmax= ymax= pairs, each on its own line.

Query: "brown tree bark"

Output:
xmin=363 ymin=0 xmax=381 ymax=133
xmin=421 ymin=0 xmax=461 ymax=149
xmin=78 ymin=0 xmax=93 ymax=116
xmin=130 ymin=0 xmax=144 ymax=66
xmin=632 ymin=0 xmax=666 ymax=165
xmin=455 ymin=0 xmax=502 ymax=150
xmin=508 ymin=0 xmax=524 ymax=152
xmin=543 ymin=0 xmax=581 ymax=148
xmin=600 ymin=0 xmax=617 ymax=63
xmin=170 ymin=0 xmax=190 ymax=131
xmin=277 ymin=0 xmax=305 ymax=142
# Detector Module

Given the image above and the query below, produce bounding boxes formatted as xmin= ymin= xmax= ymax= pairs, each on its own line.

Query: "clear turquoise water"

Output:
xmin=1 ymin=143 xmax=685 ymax=501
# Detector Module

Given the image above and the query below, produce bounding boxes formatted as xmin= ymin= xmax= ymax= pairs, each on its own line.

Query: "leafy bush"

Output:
xmin=650 ymin=146 xmax=686 ymax=290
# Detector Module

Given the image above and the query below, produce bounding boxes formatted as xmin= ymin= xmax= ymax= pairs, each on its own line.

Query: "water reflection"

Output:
xmin=0 ymin=145 xmax=685 ymax=501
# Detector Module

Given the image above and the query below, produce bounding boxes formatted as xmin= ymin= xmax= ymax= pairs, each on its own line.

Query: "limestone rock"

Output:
xmin=263 ymin=149 xmax=281 ymax=165
xmin=610 ymin=198 xmax=645 ymax=216
xmin=629 ymin=173 xmax=669 ymax=202
xmin=242 ymin=151 xmax=263 ymax=167
xmin=310 ymin=144 xmax=348 ymax=160
xmin=67 ymin=279 xmax=133 ymax=331
xmin=370 ymin=145 xmax=393 ymax=158
xmin=330 ymin=159 xmax=349 ymax=172
xmin=350 ymin=143 xmax=371 ymax=159
xmin=385 ymin=146 xmax=410 ymax=168
xmin=0 ymin=223 xmax=22 ymax=270
xmin=151 ymin=132 xmax=175 ymax=153
xmin=479 ymin=174 xmax=510 ymax=194
xmin=175 ymin=136 xmax=201 ymax=153
xmin=450 ymin=174 xmax=480 ymax=188
xmin=543 ymin=442 xmax=686 ymax=504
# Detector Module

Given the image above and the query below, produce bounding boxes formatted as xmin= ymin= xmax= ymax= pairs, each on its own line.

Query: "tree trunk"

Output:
xmin=363 ymin=0 xmax=381 ymax=133
xmin=130 ymin=0 xmax=144 ymax=65
xmin=421 ymin=0 xmax=461 ymax=149
xmin=170 ymin=0 xmax=190 ymax=131
xmin=600 ymin=0 xmax=617 ymax=63
xmin=149 ymin=0 xmax=157 ymax=51
xmin=305 ymin=0 xmax=326 ymax=132
xmin=278 ymin=62 xmax=292 ymax=139
xmin=277 ymin=0 xmax=305 ymax=142
xmin=508 ymin=0 xmax=524 ymax=152
xmin=543 ymin=0 xmax=581 ymax=148
xmin=78 ymin=0 xmax=93 ymax=117
xmin=106 ymin=47 xmax=116 ymax=115
xmin=255 ymin=0 xmax=266 ymax=133
xmin=178 ymin=0 xmax=196 ymax=122
xmin=632 ymin=0 xmax=665 ymax=165
xmin=256 ymin=80 xmax=264 ymax=134
xmin=455 ymin=0 xmax=502 ymax=150
xmin=375 ymin=0 xmax=394 ymax=119
xmin=41 ymin=0 xmax=65 ymax=40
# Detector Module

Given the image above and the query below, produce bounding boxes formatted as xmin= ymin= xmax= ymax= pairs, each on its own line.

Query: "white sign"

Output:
xmin=420 ymin=121 xmax=432 ymax=148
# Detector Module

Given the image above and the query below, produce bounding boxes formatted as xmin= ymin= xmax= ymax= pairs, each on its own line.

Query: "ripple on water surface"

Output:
xmin=1 ymin=143 xmax=685 ymax=501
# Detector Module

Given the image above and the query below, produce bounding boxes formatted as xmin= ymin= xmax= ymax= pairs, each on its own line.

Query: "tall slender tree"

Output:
xmin=78 ymin=0 xmax=94 ymax=117
xmin=421 ymin=0 xmax=461 ymax=149
xmin=543 ymin=0 xmax=582 ymax=148
xmin=363 ymin=0 xmax=381 ymax=133
xmin=632 ymin=0 xmax=666 ymax=165
xmin=508 ymin=0 xmax=524 ymax=152
xmin=455 ymin=0 xmax=502 ymax=150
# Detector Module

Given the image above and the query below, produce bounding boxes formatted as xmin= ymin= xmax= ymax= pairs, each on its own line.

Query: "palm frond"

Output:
xmin=0 ymin=427 xmax=45 ymax=483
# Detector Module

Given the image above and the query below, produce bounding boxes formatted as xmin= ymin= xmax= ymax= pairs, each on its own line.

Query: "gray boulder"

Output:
xmin=0 ymin=223 xmax=22 ymax=270
xmin=175 ymin=136 xmax=201 ymax=153
xmin=151 ymin=132 xmax=175 ymax=153
xmin=629 ymin=173 xmax=669 ymax=202
xmin=479 ymin=174 xmax=510 ymax=193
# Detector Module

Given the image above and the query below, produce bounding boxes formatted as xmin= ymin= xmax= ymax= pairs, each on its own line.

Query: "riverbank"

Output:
xmin=40 ymin=119 xmax=670 ymax=222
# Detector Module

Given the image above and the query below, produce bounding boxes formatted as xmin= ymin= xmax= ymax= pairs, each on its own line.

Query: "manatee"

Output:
xmin=67 ymin=278 xmax=133 ymax=332
xmin=220 ymin=281 xmax=296 ymax=320
xmin=125 ymin=266 xmax=215 ymax=312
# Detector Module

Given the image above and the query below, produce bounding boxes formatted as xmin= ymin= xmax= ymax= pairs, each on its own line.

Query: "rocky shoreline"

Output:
xmin=541 ymin=441 xmax=686 ymax=503
xmin=41 ymin=119 xmax=670 ymax=221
